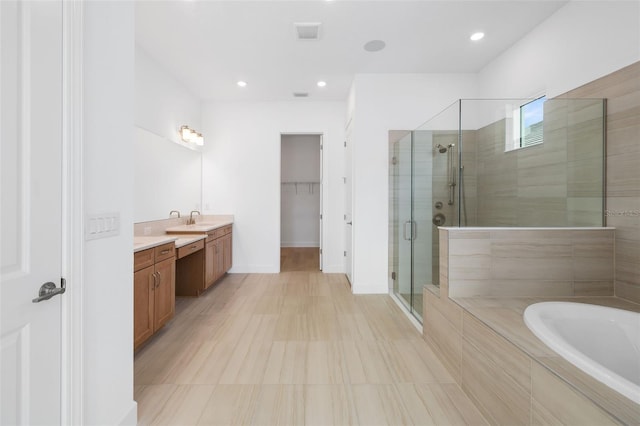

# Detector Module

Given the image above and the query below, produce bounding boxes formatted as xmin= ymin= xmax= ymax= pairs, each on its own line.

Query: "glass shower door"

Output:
xmin=410 ymin=130 xmax=434 ymax=320
xmin=392 ymin=133 xmax=413 ymax=310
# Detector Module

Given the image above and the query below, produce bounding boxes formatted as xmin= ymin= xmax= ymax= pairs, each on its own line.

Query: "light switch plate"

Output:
xmin=85 ymin=212 xmax=120 ymax=240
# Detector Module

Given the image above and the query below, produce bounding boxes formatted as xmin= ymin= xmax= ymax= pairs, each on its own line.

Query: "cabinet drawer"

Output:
xmin=177 ymin=239 xmax=204 ymax=259
xmin=154 ymin=242 xmax=175 ymax=263
xmin=134 ymin=248 xmax=154 ymax=272
xmin=222 ymin=225 xmax=232 ymax=235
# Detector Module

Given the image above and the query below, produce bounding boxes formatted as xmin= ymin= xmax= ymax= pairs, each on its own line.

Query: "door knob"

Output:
xmin=346 ymin=221 xmax=352 ymax=225
xmin=32 ymin=280 xmax=66 ymax=303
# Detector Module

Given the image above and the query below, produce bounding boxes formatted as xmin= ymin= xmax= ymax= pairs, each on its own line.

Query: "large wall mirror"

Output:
xmin=134 ymin=126 xmax=202 ymax=223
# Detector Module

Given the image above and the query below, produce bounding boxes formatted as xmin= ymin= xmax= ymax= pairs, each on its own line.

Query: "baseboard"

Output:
xmin=321 ymin=264 xmax=344 ymax=273
xmin=280 ymin=242 xmax=320 ymax=247
xmin=352 ymin=284 xmax=389 ymax=295
xmin=118 ymin=401 xmax=137 ymax=426
xmin=229 ymin=265 xmax=279 ymax=273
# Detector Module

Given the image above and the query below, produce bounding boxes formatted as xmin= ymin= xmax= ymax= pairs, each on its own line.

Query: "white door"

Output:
xmin=344 ymin=124 xmax=353 ymax=284
xmin=319 ymin=135 xmax=323 ymax=270
xmin=1 ymin=1 xmax=64 ymax=424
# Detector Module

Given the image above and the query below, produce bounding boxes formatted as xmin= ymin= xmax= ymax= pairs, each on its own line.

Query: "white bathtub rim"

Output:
xmin=524 ymin=301 xmax=640 ymax=405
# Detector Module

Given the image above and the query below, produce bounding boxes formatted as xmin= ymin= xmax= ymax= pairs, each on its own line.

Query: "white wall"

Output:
xmin=135 ymin=46 xmax=202 ymax=142
xmin=202 ymin=101 xmax=345 ymax=273
xmin=478 ymin=0 xmax=640 ymax=98
xmin=350 ymin=73 xmax=478 ymax=293
xmin=82 ymin=1 xmax=136 ymax=424
xmin=281 ymin=135 xmax=321 ymax=248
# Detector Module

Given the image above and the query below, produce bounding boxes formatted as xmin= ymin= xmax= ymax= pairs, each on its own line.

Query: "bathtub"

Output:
xmin=524 ymin=302 xmax=640 ymax=404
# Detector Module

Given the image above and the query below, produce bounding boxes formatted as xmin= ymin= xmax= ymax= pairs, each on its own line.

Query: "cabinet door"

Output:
xmin=205 ymin=240 xmax=215 ymax=288
xmin=223 ymin=233 xmax=232 ymax=273
xmin=134 ymin=265 xmax=155 ymax=349
xmin=212 ymin=238 xmax=223 ymax=282
xmin=154 ymin=257 xmax=175 ymax=331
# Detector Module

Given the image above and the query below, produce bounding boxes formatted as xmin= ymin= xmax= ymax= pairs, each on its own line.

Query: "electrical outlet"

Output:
xmin=85 ymin=212 xmax=120 ymax=240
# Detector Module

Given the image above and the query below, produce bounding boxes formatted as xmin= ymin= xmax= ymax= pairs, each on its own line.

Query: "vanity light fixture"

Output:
xmin=470 ymin=32 xmax=485 ymax=41
xmin=317 ymin=81 xmax=327 ymax=87
xmin=179 ymin=125 xmax=204 ymax=146
xmin=237 ymin=80 xmax=247 ymax=87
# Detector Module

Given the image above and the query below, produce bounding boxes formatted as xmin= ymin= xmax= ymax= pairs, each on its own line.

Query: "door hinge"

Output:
xmin=320 ymin=213 xmax=323 ymax=220
xmin=320 ymin=249 xmax=323 ymax=254
xmin=320 ymin=143 xmax=323 ymax=150
xmin=391 ymin=272 xmax=396 ymax=280
xmin=344 ymin=141 xmax=347 ymax=147
xmin=344 ymin=251 xmax=347 ymax=257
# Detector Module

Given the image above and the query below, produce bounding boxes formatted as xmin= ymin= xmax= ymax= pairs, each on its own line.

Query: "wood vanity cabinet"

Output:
xmin=133 ymin=242 xmax=176 ymax=350
xmin=204 ymin=225 xmax=233 ymax=289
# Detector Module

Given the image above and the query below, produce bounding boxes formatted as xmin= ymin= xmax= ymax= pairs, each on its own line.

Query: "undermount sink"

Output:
xmin=165 ymin=220 xmax=232 ymax=234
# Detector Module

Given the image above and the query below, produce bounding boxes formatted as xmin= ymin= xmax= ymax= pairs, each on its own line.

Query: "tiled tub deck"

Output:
xmin=423 ymin=227 xmax=640 ymax=425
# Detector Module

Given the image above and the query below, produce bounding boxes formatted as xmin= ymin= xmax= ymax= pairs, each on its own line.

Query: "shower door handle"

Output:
xmin=403 ymin=221 xmax=412 ymax=241
xmin=403 ymin=221 xmax=417 ymax=240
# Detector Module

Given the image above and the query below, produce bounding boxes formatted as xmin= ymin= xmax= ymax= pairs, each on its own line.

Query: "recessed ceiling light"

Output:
xmin=470 ymin=32 xmax=485 ymax=41
xmin=317 ymin=81 xmax=327 ymax=87
xmin=237 ymin=81 xmax=247 ymax=87
xmin=363 ymin=40 xmax=386 ymax=52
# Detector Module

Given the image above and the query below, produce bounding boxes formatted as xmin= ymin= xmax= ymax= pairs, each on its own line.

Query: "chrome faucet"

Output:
xmin=169 ymin=210 xmax=181 ymax=218
xmin=188 ymin=210 xmax=201 ymax=225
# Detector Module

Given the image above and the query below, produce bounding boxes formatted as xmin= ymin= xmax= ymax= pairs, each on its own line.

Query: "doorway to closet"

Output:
xmin=280 ymin=134 xmax=323 ymax=272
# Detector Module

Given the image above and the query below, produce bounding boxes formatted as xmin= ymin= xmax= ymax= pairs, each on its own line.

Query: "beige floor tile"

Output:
xmin=150 ymin=385 xmax=215 ymax=426
xmin=136 ymin=272 xmax=487 ymax=425
xmin=197 ymin=384 xmax=260 ymax=425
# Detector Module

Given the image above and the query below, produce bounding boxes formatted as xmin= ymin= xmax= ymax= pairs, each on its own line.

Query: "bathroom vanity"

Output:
xmin=132 ymin=216 xmax=234 ymax=350
xmin=133 ymin=239 xmax=177 ymax=350
xmin=166 ymin=221 xmax=233 ymax=296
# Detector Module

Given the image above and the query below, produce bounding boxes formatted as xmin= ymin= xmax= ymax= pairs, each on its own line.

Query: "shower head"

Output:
xmin=435 ymin=144 xmax=448 ymax=153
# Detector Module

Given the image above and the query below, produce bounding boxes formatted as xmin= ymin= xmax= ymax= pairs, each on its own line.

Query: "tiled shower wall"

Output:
xmin=471 ymin=99 xmax=605 ymax=227
xmin=458 ymin=63 xmax=638 ymax=302
xmin=558 ymin=61 xmax=640 ymax=303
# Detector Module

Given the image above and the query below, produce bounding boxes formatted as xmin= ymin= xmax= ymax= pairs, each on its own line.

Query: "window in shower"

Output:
xmin=520 ymin=96 xmax=545 ymax=147
xmin=506 ymin=95 xmax=546 ymax=151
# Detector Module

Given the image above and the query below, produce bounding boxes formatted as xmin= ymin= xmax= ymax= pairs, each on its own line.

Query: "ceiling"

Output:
xmin=135 ymin=0 xmax=567 ymax=102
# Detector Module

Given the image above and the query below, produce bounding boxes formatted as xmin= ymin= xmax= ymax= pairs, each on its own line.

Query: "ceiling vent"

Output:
xmin=293 ymin=92 xmax=309 ymax=98
xmin=294 ymin=22 xmax=321 ymax=41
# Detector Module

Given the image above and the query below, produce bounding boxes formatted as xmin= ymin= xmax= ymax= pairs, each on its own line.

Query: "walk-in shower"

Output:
xmin=389 ymin=98 xmax=606 ymax=322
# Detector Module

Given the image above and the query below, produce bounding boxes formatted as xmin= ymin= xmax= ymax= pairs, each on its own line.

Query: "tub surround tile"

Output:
xmin=462 ymin=312 xmax=531 ymax=391
xmin=461 ymin=337 xmax=531 ymax=426
xmin=423 ymin=292 xmax=462 ymax=385
xmin=531 ymin=363 xmax=621 ymax=426
xmin=573 ymin=280 xmax=614 ymax=296
xmin=424 ymin=225 xmax=640 ymax=425
xmin=450 ymin=296 xmax=640 ymax=425
xmin=540 ymin=356 xmax=640 ymax=425
xmin=446 ymin=228 xmax=615 ymax=298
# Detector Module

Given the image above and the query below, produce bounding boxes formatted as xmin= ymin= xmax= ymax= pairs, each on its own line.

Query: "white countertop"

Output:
xmin=165 ymin=219 xmax=233 ymax=234
xmin=133 ymin=235 xmax=177 ymax=253
xmin=173 ymin=234 xmax=207 ymax=248
xmin=134 ymin=216 xmax=233 ymax=252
